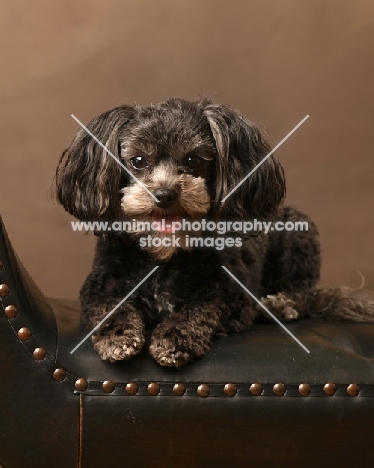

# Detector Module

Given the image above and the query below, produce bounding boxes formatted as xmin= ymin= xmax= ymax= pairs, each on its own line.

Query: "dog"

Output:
xmin=55 ymin=97 xmax=374 ymax=367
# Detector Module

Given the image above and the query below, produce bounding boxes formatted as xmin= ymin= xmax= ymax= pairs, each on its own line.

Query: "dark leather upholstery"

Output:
xmin=1 ymin=215 xmax=374 ymax=467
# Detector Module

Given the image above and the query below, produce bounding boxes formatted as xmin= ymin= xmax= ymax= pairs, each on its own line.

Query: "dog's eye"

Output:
xmin=131 ymin=156 xmax=149 ymax=169
xmin=186 ymin=155 xmax=203 ymax=170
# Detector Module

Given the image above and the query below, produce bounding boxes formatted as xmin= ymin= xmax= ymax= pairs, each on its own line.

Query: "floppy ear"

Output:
xmin=203 ymin=103 xmax=286 ymax=220
xmin=55 ymin=106 xmax=135 ymax=221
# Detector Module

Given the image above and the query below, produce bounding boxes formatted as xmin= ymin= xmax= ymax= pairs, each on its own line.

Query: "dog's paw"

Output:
xmin=92 ymin=330 xmax=145 ymax=362
xmin=258 ymin=293 xmax=299 ymax=322
xmin=149 ymin=322 xmax=208 ymax=368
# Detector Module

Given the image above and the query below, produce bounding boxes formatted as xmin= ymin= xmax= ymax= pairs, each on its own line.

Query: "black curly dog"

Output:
xmin=55 ymin=98 xmax=374 ymax=367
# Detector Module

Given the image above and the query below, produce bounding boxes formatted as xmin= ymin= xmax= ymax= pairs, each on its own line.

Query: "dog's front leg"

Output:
xmin=85 ymin=303 xmax=145 ymax=363
xmin=149 ymin=304 xmax=221 ymax=367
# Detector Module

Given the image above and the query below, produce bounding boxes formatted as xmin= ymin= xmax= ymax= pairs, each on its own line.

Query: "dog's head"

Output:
xmin=56 ymin=98 xmax=285 ymax=259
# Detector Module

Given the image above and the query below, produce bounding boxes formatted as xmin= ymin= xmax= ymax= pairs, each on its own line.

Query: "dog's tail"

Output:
xmin=292 ymin=287 xmax=374 ymax=323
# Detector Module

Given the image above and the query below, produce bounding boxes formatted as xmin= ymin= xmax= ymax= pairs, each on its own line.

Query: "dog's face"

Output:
xmin=118 ymin=100 xmax=217 ymax=259
xmin=56 ymin=98 xmax=286 ymax=259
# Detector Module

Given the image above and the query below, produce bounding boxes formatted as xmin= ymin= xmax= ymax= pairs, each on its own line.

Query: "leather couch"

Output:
xmin=1 ymin=215 xmax=374 ymax=467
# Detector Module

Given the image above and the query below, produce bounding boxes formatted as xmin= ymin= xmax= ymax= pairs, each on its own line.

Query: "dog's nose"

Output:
xmin=154 ymin=189 xmax=177 ymax=209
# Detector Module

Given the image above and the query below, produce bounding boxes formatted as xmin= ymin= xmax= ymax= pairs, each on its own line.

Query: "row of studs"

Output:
xmin=7 ymin=324 xmax=365 ymax=398
xmin=0 ymin=273 xmax=70 ymax=384
xmin=0 ymin=273 xmax=369 ymax=399
xmin=3 ymin=325 xmax=366 ymax=398
xmin=73 ymin=380 xmax=363 ymax=397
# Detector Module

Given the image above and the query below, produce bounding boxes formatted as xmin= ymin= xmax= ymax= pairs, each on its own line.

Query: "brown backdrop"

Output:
xmin=1 ymin=0 xmax=373 ymax=299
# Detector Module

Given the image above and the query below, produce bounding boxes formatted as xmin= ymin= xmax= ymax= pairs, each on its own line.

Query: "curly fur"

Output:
xmin=55 ymin=97 xmax=374 ymax=367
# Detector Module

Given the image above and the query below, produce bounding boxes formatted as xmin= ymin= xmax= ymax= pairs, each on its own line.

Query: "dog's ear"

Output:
xmin=55 ymin=106 xmax=135 ymax=221
xmin=203 ymin=103 xmax=286 ymax=220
